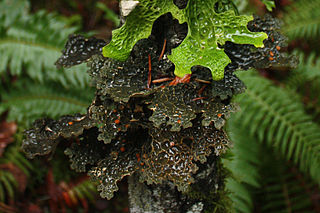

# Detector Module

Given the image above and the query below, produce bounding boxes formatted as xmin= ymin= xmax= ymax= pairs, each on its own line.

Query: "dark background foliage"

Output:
xmin=0 ymin=0 xmax=319 ymax=212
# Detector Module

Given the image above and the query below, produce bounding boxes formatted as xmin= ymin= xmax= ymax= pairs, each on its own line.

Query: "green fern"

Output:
xmin=0 ymin=0 xmax=91 ymax=89
xmin=231 ymin=71 xmax=320 ymax=185
xmin=0 ymin=79 xmax=94 ymax=126
xmin=0 ymin=170 xmax=16 ymax=202
xmin=286 ymin=51 xmax=320 ymax=92
xmin=224 ymin=123 xmax=262 ymax=213
xmin=286 ymin=51 xmax=320 ymax=122
xmin=256 ymin=153 xmax=316 ymax=213
xmin=1 ymin=144 xmax=33 ymax=176
xmin=283 ymin=0 xmax=320 ymax=40
xmin=288 ymin=51 xmax=320 ymax=83
xmin=66 ymin=179 xmax=97 ymax=204
xmin=226 ymin=115 xmax=319 ymax=212
xmin=0 ymin=140 xmax=33 ymax=202
xmin=0 ymin=0 xmax=29 ymax=28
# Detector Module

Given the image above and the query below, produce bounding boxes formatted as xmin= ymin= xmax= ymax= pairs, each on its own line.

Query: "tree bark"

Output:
xmin=128 ymin=155 xmax=226 ymax=213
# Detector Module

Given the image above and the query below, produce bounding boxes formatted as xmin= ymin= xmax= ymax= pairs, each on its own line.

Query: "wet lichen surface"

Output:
xmin=22 ymin=11 xmax=295 ymax=212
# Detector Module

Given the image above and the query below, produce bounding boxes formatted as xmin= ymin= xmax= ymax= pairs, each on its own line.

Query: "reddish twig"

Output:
xmin=152 ymin=77 xmax=173 ymax=84
xmin=198 ymin=85 xmax=207 ymax=96
xmin=195 ymin=78 xmax=211 ymax=84
xmin=192 ymin=97 xmax=207 ymax=102
xmin=169 ymin=74 xmax=191 ymax=86
xmin=158 ymin=39 xmax=167 ymax=61
xmin=148 ymin=54 xmax=152 ymax=89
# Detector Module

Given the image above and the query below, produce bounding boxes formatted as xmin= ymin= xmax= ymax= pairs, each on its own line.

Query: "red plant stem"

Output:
xmin=152 ymin=77 xmax=173 ymax=83
xmin=158 ymin=39 xmax=167 ymax=61
xmin=148 ymin=54 xmax=152 ymax=89
xmin=169 ymin=74 xmax=191 ymax=86
xmin=192 ymin=97 xmax=207 ymax=101
xmin=195 ymin=78 xmax=211 ymax=84
xmin=198 ymin=85 xmax=207 ymax=96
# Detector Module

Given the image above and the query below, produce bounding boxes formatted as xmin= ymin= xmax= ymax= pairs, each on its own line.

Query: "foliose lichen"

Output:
xmin=22 ymin=4 xmax=295 ymax=203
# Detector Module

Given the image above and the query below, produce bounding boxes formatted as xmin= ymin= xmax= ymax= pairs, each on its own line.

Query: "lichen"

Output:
xmin=148 ymin=83 xmax=199 ymax=131
xmin=22 ymin=12 xmax=295 ymax=204
xmin=103 ymin=0 xmax=267 ymax=80
xmin=22 ymin=114 xmax=94 ymax=159
xmin=88 ymin=40 xmax=174 ymax=103
xmin=224 ymin=14 xmax=298 ymax=72
xmin=55 ymin=34 xmax=106 ymax=68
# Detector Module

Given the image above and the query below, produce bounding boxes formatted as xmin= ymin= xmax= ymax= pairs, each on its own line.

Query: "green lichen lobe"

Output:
xmin=102 ymin=0 xmax=185 ymax=61
xmin=169 ymin=1 xmax=268 ymax=80
xmin=103 ymin=0 xmax=267 ymax=80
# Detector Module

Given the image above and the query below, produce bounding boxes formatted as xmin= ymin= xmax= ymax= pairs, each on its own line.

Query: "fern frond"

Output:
xmin=0 ymin=80 xmax=94 ymax=126
xmin=225 ymin=124 xmax=261 ymax=188
xmin=224 ymin=121 xmax=262 ymax=213
xmin=226 ymin=116 xmax=319 ymax=213
xmin=256 ymin=155 xmax=317 ymax=213
xmin=287 ymin=51 xmax=320 ymax=85
xmin=0 ymin=0 xmax=29 ymax=28
xmin=65 ymin=179 xmax=97 ymax=204
xmin=0 ymin=0 xmax=91 ymax=88
xmin=0 ymin=171 xmax=16 ymax=201
xmin=283 ymin=0 xmax=320 ymax=40
xmin=0 ymin=141 xmax=33 ymax=203
xmin=233 ymin=71 xmax=320 ymax=185
xmin=286 ymin=51 xmax=320 ymax=121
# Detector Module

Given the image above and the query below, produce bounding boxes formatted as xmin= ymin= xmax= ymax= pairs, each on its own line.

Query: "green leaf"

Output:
xmin=103 ymin=0 xmax=267 ymax=80
xmin=261 ymin=0 xmax=275 ymax=11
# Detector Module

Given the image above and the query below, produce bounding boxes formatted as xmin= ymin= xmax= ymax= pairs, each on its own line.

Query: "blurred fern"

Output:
xmin=96 ymin=2 xmax=120 ymax=27
xmin=0 ymin=0 xmax=95 ymax=126
xmin=47 ymin=170 xmax=98 ymax=212
xmin=223 ymin=125 xmax=262 ymax=213
xmin=283 ymin=0 xmax=320 ymax=40
xmin=0 ymin=79 xmax=93 ymax=126
xmin=286 ymin=51 xmax=320 ymax=122
xmin=226 ymin=119 xmax=319 ymax=212
xmin=0 ymin=0 xmax=90 ymax=88
xmin=225 ymin=71 xmax=320 ymax=212
xmin=0 ymin=170 xmax=16 ymax=201
xmin=0 ymin=0 xmax=97 ymax=210
xmin=215 ymin=1 xmax=320 ymax=211
xmin=62 ymin=179 xmax=97 ymax=205
xmin=234 ymin=71 xmax=320 ymax=185
xmin=0 ymin=141 xmax=33 ymax=203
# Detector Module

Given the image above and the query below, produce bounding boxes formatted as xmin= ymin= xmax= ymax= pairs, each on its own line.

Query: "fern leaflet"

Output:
xmin=0 ymin=79 xmax=94 ymax=126
xmin=0 ymin=0 xmax=91 ymax=88
xmin=226 ymin=117 xmax=319 ymax=212
xmin=233 ymin=71 xmax=320 ymax=185
xmin=283 ymin=0 xmax=320 ymax=40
